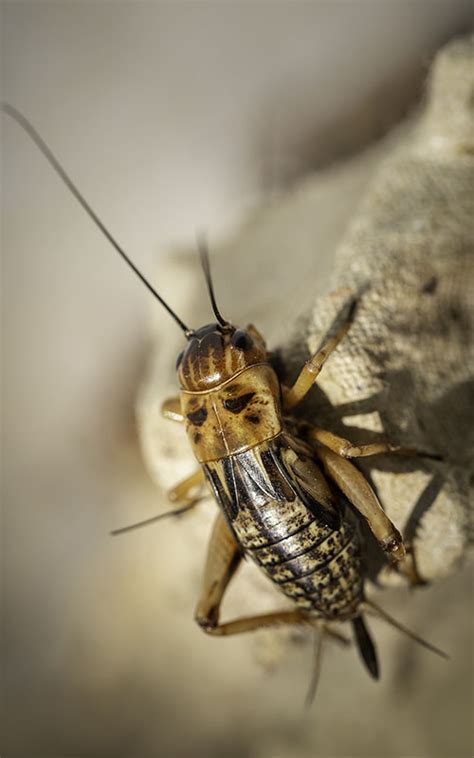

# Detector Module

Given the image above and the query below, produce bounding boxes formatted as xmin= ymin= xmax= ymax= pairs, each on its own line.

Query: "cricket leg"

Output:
xmin=315 ymin=446 xmax=406 ymax=561
xmin=195 ymin=512 xmax=243 ymax=630
xmin=308 ymin=426 xmax=402 ymax=458
xmin=380 ymin=542 xmax=428 ymax=587
xmin=283 ymin=300 xmax=357 ymax=411
xmin=307 ymin=426 xmax=439 ymax=460
xmin=161 ymin=395 xmax=184 ymax=422
xmin=399 ymin=545 xmax=427 ymax=586
xmin=111 ymin=467 xmax=205 ymax=536
xmin=200 ymin=609 xmax=317 ymax=636
xmin=168 ymin=467 xmax=205 ymax=505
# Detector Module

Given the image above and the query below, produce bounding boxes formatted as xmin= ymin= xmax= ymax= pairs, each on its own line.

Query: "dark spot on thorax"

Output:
xmin=245 ymin=414 xmax=260 ymax=424
xmin=223 ymin=392 xmax=256 ymax=413
xmin=187 ymin=407 xmax=208 ymax=426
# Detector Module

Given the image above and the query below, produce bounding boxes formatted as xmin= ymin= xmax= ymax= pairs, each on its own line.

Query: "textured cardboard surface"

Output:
xmin=286 ymin=36 xmax=474 ymax=581
xmin=4 ymin=21 xmax=473 ymax=757
xmin=135 ymin=37 xmax=473 ymax=757
xmin=140 ymin=37 xmax=473 ymax=585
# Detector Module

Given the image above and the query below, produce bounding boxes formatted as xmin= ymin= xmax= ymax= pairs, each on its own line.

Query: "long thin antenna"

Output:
xmin=196 ymin=233 xmax=229 ymax=329
xmin=2 ymin=102 xmax=191 ymax=335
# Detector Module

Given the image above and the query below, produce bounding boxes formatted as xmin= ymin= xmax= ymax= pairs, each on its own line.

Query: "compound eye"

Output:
xmin=231 ymin=330 xmax=253 ymax=351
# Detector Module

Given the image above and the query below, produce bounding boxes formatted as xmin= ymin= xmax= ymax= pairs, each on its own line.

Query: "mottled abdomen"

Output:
xmin=204 ymin=438 xmax=364 ymax=621
xmin=233 ymin=495 xmax=363 ymax=620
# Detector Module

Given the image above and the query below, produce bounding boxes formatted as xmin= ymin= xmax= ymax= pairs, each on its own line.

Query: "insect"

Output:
xmin=3 ymin=102 xmax=446 ymax=696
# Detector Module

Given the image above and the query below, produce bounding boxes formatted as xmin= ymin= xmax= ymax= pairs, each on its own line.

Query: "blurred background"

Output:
xmin=2 ymin=3 xmax=473 ymax=757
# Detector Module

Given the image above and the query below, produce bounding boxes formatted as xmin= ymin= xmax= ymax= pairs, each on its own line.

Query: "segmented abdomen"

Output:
xmin=204 ymin=439 xmax=364 ymax=620
xmin=233 ymin=496 xmax=363 ymax=619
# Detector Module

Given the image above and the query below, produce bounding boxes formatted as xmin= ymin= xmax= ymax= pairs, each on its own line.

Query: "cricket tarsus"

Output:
xmin=1 ymin=101 xmax=190 ymax=335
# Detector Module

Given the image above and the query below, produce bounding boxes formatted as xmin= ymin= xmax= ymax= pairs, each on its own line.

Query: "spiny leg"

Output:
xmin=315 ymin=446 xmax=405 ymax=561
xmin=111 ymin=467 xmax=205 ymax=536
xmin=161 ymin=395 xmax=184 ymax=422
xmin=283 ymin=298 xmax=357 ymax=412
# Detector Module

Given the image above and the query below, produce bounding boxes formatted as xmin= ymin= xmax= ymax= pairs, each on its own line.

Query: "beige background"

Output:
xmin=2 ymin=3 xmax=473 ymax=757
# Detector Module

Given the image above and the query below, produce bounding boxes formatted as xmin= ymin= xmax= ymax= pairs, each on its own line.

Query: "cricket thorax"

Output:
xmin=181 ymin=363 xmax=282 ymax=462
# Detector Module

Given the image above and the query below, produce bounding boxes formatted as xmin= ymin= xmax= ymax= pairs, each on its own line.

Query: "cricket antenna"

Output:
xmin=1 ymin=102 xmax=192 ymax=337
xmin=197 ymin=233 xmax=230 ymax=330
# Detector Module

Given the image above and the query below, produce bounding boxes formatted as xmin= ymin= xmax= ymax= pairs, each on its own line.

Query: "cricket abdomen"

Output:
xmin=204 ymin=438 xmax=364 ymax=621
xmin=235 ymin=496 xmax=363 ymax=620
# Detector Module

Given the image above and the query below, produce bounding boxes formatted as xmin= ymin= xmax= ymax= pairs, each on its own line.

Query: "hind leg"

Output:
xmin=309 ymin=427 xmax=440 ymax=584
xmin=315 ymin=446 xmax=405 ymax=562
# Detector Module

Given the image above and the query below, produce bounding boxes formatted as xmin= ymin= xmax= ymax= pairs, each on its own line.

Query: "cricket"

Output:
xmin=2 ymin=102 xmax=447 ymax=699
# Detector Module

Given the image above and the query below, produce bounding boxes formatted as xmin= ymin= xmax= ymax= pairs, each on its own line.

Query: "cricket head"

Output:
xmin=176 ymin=321 xmax=267 ymax=391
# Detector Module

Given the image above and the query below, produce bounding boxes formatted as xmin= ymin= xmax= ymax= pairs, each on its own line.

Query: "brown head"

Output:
xmin=176 ymin=321 xmax=268 ymax=391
